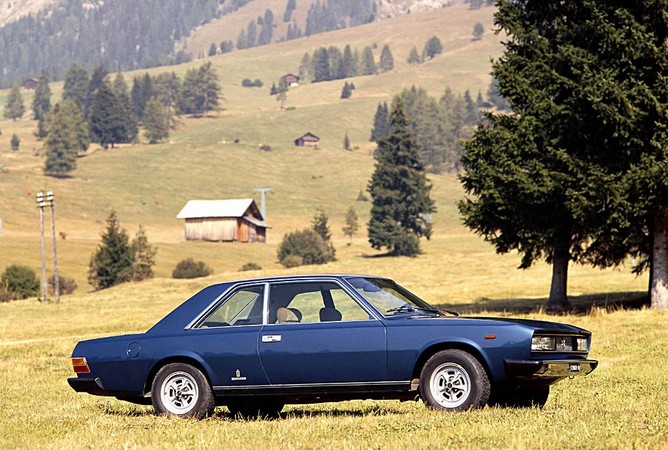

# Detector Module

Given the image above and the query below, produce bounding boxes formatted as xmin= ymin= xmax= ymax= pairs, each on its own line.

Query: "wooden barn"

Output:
xmin=282 ymin=73 xmax=300 ymax=87
xmin=294 ymin=132 xmax=320 ymax=147
xmin=176 ymin=199 xmax=269 ymax=243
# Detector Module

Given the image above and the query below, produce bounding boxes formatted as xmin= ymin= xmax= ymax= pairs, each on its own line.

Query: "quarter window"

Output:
xmin=199 ymin=284 xmax=264 ymax=327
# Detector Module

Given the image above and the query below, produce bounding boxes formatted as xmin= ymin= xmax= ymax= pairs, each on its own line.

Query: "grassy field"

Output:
xmin=1 ymin=3 xmax=667 ymax=448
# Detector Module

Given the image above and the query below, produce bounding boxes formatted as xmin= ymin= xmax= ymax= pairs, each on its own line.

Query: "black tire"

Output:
xmin=419 ymin=349 xmax=490 ymax=411
xmin=489 ymin=386 xmax=550 ymax=408
xmin=227 ymin=399 xmax=284 ymax=419
xmin=151 ymin=363 xmax=215 ymax=419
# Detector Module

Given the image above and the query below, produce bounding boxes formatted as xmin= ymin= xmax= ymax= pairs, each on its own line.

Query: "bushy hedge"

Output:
xmin=172 ymin=258 xmax=213 ymax=279
xmin=239 ymin=262 xmax=262 ymax=271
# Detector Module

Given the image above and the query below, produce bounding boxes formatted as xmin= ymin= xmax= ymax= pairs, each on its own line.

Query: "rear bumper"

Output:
xmin=505 ymin=359 xmax=598 ymax=382
xmin=68 ymin=377 xmax=111 ymax=396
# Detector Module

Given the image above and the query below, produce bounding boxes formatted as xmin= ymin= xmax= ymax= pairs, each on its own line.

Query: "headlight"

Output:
xmin=531 ymin=336 xmax=555 ymax=351
xmin=576 ymin=337 xmax=588 ymax=352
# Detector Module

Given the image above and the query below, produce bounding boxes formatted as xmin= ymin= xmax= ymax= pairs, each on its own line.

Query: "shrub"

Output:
xmin=241 ymin=78 xmax=254 ymax=87
xmin=281 ymin=255 xmax=303 ymax=268
xmin=277 ymin=229 xmax=335 ymax=267
xmin=239 ymin=262 xmax=262 ymax=271
xmin=259 ymin=144 xmax=272 ymax=151
xmin=172 ymin=258 xmax=213 ymax=279
xmin=48 ymin=275 xmax=78 ymax=296
xmin=1 ymin=264 xmax=40 ymax=300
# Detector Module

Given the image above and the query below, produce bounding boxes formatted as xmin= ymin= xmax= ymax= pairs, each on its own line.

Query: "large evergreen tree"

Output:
xmin=367 ymin=98 xmax=435 ymax=256
xmin=360 ymin=46 xmax=377 ymax=76
xmin=112 ymin=72 xmax=138 ymax=143
xmin=43 ymin=100 xmax=89 ymax=177
xmin=88 ymin=211 xmax=133 ymax=290
xmin=370 ymin=102 xmax=390 ymax=143
xmin=3 ymin=86 xmax=25 ymax=121
xmin=459 ymin=0 xmax=668 ymax=310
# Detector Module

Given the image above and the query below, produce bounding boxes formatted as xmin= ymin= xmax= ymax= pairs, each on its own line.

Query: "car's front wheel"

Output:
xmin=419 ymin=349 xmax=490 ymax=411
xmin=151 ymin=363 xmax=215 ymax=419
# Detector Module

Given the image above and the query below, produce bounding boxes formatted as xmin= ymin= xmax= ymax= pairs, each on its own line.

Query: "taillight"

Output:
xmin=72 ymin=357 xmax=90 ymax=374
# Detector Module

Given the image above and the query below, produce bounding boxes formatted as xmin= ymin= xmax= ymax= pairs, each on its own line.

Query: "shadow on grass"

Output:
xmin=213 ymin=404 xmax=408 ymax=421
xmin=434 ymin=291 xmax=649 ymax=316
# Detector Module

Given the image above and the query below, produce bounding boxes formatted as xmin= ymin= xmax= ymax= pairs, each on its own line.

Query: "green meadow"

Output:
xmin=1 ymin=4 xmax=667 ymax=449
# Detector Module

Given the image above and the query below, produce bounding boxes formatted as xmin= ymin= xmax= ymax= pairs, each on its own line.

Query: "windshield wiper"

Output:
xmin=387 ymin=305 xmax=443 ymax=315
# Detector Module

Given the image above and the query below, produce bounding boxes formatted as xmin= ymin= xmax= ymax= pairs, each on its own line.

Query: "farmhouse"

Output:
xmin=294 ymin=132 xmax=320 ymax=147
xmin=282 ymin=73 xmax=300 ymax=87
xmin=176 ymin=199 xmax=269 ymax=243
xmin=22 ymin=78 xmax=39 ymax=90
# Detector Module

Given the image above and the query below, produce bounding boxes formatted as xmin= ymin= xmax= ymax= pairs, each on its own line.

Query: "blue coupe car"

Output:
xmin=68 ymin=274 xmax=597 ymax=418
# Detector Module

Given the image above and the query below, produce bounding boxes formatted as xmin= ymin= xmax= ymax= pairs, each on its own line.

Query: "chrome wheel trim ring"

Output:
xmin=160 ymin=371 xmax=199 ymax=415
xmin=429 ymin=362 xmax=471 ymax=409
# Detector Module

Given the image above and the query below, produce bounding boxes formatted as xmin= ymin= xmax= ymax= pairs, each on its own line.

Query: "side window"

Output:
xmin=270 ymin=282 xmax=371 ymax=324
xmin=199 ymin=284 xmax=264 ymax=327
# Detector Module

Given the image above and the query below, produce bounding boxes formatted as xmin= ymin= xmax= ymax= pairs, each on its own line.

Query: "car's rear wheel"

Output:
xmin=419 ymin=349 xmax=490 ymax=411
xmin=151 ymin=363 xmax=215 ymax=419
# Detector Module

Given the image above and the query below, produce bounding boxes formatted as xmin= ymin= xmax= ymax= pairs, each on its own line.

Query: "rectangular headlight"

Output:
xmin=531 ymin=336 xmax=555 ymax=351
xmin=577 ymin=337 xmax=588 ymax=352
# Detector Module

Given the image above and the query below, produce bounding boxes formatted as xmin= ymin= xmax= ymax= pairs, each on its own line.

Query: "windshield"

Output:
xmin=346 ymin=277 xmax=441 ymax=317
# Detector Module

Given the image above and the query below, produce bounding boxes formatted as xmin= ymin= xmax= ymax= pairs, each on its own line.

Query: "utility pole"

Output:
xmin=47 ymin=191 xmax=60 ymax=303
xmin=254 ymin=188 xmax=272 ymax=220
xmin=36 ymin=192 xmax=48 ymax=302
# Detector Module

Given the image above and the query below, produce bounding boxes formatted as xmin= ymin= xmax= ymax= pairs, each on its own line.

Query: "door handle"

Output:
xmin=262 ymin=335 xmax=282 ymax=343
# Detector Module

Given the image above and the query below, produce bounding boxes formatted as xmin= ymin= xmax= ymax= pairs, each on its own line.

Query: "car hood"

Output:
xmin=401 ymin=314 xmax=590 ymax=334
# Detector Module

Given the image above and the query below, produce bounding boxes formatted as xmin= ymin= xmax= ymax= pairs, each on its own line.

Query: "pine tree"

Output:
xmin=283 ymin=0 xmax=297 ymax=22
xmin=112 ymin=72 xmax=138 ymax=143
xmin=89 ymin=81 xmax=126 ymax=148
xmin=32 ymin=75 xmax=51 ymax=139
xmin=361 ymin=46 xmax=377 ymax=75
xmin=180 ymin=62 xmax=221 ymax=117
xmin=43 ymin=100 xmax=89 ymax=177
xmin=340 ymin=82 xmax=353 ymax=99
xmin=143 ymin=97 xmax=169 ymax=143
xmin=153 ymin=72 xmax=182 ymax=129
xmin=423 ymin=36 xmax=443 ymax=59
xmin=460 ymin=0 xmax=668 ymax=310
xmin=10 ymin=133 xmax=20 ymax=150
xmin=473 ymin=22 xmax=485 ymax=40
xmin=298 ymin=52 xmax=313 ymax=83
xmin=407 ymin=46 xmax=421 ymax=65
xmin=379 ymin=45 xmax=394 ymax=72
xmin=88 ymin=211 xmax=133 ymax=290
xmin=85 ymin=64 xmax=109 ymax=119
xmin=368 ymin=98 xmax=435 ymax=256
xmin=341 ymin=44 xmax=357 ymax=78
xmin=343 ymin=132 xmax=351 ymax=150
xmin=3 ymin=86 xmax=25 ymax=121
xmin=62 ymin=63 xmax=90 ymax=111
xmin=342 ymin=206 xmax=359 ymax=244
xmin=130 ymin=225 xmax=157 ymax=281
xmin=370 ymin=102 xmax=390 ymax=142
xmin=312 ymin=47 xmax=331 ymax=82
xmin=312 ymin=209 xmax=336 ymax=259
xmin=208 ymin=43 xmax=218 ymax=56
xmin=246 ymin=20 xmax=257 ymax=48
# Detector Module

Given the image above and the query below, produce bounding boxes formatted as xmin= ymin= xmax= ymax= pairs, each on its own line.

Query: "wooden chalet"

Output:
xmin=22 ymin=78 xmax=39 ymax=90
xmin=176 ymin=199 xmax=269 ymax=243
xmin=282 ymin=73 xmax=300 ymax=87
xmin=294 ymin=132 xmax=320 ymax=147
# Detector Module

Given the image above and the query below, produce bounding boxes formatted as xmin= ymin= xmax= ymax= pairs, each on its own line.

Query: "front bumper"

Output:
xmin=505 ymin=359 xmax=598 ymax=382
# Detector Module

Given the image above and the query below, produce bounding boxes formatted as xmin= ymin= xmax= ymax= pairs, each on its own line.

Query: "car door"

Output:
xmin=258 ymin=280 xmax=387 ymax=385
xmin=189 ymin=283 xmax=269 ymax=388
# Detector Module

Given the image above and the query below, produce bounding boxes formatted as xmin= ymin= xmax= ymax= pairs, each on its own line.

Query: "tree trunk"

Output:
xmin=651 ymin=206 xmax=668 ymax=309
xmin=547 ymin=243 xmax=571 ymax=314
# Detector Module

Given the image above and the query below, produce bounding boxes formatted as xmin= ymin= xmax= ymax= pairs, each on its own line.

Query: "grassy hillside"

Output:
xmin=0 ymin=4 xmax=510 ymax=288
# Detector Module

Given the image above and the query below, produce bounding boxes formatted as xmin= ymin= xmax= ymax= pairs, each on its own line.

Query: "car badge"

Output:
xmin=231 ymin=369 xmax=247 ymax=382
